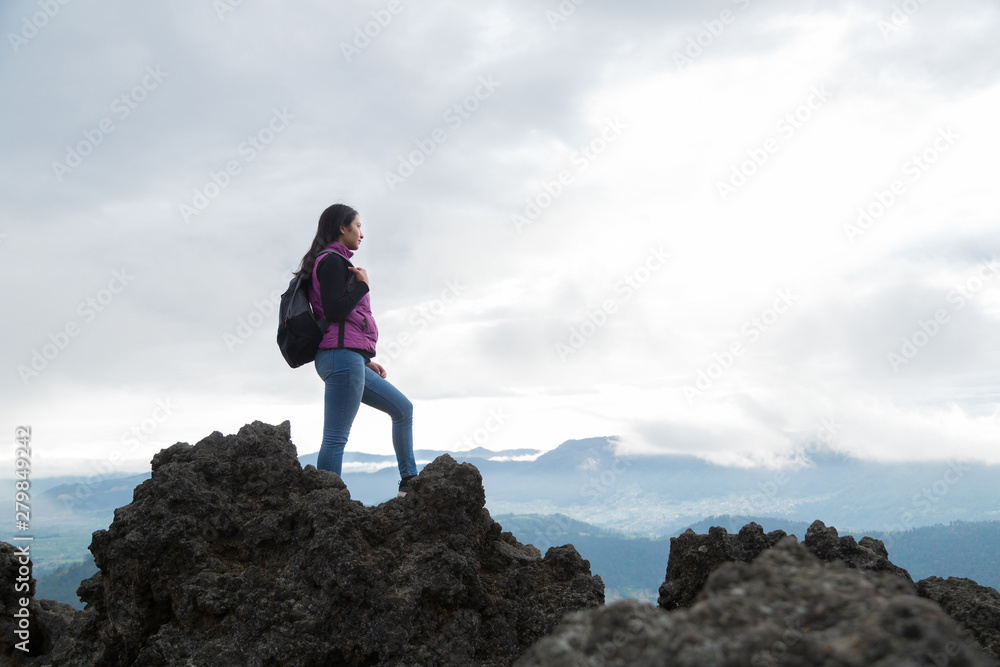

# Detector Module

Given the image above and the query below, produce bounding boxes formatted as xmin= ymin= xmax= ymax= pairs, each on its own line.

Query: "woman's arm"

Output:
xmin=317 ymin=255 xmax=370 ymax=321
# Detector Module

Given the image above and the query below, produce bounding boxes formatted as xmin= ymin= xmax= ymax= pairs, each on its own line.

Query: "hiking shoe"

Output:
xmin=397 ymin=475 xmax=416 ymax=498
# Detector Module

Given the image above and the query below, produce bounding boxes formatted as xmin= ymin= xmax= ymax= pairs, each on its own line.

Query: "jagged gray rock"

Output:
xmin=517 ymin=537 xmax=998 ymax=666
xmin=658 ymin=519 xmax=917 ymax=610
xmin=918 ymin=576 xmax=1000 ymax=660
xmin=804 ymin=519 xmax=914 ymax=584
xmin=657 ymin=521 xmax=788 ymax=609
xmin=0 ymin=542 xmax=78 ymax=665
xmin=5 ymin=423 xmax=999 ymax=666
xmin=1 ymin=420 xmax=603 ymax=666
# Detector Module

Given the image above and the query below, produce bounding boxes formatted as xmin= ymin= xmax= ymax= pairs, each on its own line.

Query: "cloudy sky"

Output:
xmin=2 ymin=0 xmax=999 ymax=480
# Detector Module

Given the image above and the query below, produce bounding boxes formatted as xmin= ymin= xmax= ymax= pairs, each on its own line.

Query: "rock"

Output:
xmin=658 ymin=519 xmax=916 ymax=610
xmin=517 ymin=538 xmax=998 ymax=666
xmin=804 ymin=519 xmax=914 ymax=584
xmin=657 ymin=522 xmax=787 ymax=609
xmin=0 ymin=542 xmax=80 ymax=664
xmin=918 ymin=576 xmax=1000 ymax=660
xmin=7 ymin=420 xmax=603 ymax=666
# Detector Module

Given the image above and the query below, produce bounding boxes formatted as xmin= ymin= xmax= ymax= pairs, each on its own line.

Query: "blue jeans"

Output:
xmin=314 ymin=348 xmax=417 ymax=479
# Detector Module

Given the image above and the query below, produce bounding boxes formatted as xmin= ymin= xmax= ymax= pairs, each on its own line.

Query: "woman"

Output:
xmin=295 ymin=203 xmax=418 ymax=497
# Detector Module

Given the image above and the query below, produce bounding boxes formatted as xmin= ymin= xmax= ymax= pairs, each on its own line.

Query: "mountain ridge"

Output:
xmin=26 ymin=434 xmax=1000 ymax=535
xmin=4 ymin=421 xmax=997 ymax=665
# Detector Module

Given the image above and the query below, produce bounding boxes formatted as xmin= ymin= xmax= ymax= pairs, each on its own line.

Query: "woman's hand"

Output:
xmin=349 ymin=266 xmax=369 ymax=285
xmin=367 ymin=361 xmax=387 ymax=378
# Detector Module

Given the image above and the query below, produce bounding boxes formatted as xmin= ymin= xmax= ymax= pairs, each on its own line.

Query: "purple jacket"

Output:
xmin=309 ymin=242 xmax=379 ymax=357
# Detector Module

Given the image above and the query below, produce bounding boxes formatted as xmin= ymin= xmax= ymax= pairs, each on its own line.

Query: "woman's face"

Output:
xmin=339 ymin=214 xmax=363 ymax=250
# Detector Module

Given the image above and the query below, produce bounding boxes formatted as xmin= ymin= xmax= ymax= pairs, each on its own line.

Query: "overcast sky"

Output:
xmin=2 ymin=0 xmax=999 ymax=480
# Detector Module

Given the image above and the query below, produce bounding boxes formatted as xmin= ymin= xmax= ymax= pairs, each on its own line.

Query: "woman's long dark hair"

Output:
xmin=295 ymin=203 xmax=358 ymax=278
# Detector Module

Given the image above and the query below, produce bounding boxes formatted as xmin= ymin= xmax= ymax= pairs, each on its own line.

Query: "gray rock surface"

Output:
xmin=1 ymin=420 xmax=603 ymax=666
xmin=4 ymin=420 xmax=998 ymax=666
xmin=517 ymin=537 xmax=998 ymax=666
xmin=0 ymin=542 xmax=78 ymax=665
xmin=657 ymin=521 xmax=787 ymax=609
xmin=659 ymin=519 xmax=916 ymax=610
xmin=804 ymin=519 xmax=914 ymax=584
xmin=918 ymin=576 xmax=1000 ymax=660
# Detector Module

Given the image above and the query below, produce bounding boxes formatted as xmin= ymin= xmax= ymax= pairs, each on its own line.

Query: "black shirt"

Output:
xmin=316 ymin=252 xmax=373 ymax=363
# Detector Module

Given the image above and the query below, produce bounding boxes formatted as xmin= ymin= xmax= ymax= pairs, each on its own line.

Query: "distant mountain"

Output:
xmin=35 ymin=510 xmax=1000 ymax=612
xmin=490 ymin=514 xmax=1000 ymax=604
xmin=8 ymin=435 xmax=1000 ymax=574
xmin=40 ymin=472 xmax=150 ymax=514
xmin=34 ymin=554 xmax=97 ymax=610
xmin=494 ymin=513 xmax=669 ymax=602
xmin=296 ymin=446 xmax=542 ymax=469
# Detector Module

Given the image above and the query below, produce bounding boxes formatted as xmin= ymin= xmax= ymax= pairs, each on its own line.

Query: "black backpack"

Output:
xmin=276 ymin=250 xmax=336 ymax=368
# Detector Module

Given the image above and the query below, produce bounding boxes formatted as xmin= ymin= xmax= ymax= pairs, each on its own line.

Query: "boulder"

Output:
xmin=918 ymin=576 xmax=1000 ymax=660
xmin=0 ymin=542 xmax=78 ymax=664
xmin=659 ymin=519 xmax=916 ymax=610
xmin=2 ymin=421 xmax=603 ymax=666
xmin=804 ymin=519 xmax=914 ymax=584
xmin=518 ymin=537 xmax=997 ymax=666
xmin=657 ymin=521 xmax=787 ymax=609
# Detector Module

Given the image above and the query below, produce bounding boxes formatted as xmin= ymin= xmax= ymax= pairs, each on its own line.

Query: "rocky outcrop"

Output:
xmin=517 ymin=537 xmax=997 ymax=666
xmin=658 ymin=519 xmax=916 ymax=610
xmin=0 ymin=543 xmax=78 ymax=663
xmin=804 ymin=519 xmax=914 ymax=584
xmin=918 ymin=576 xmax=1000 ymax=660
xmin=656 ymin=521 xmax=787 ymax=610
xmin=1 ymin=420 xmax=603 ymax=666
xmin=5 ymin=420 xmax=999 ymax=666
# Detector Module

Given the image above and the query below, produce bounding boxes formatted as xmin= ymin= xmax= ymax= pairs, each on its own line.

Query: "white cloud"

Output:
xmin=2 ymin=0 xmax=999 ymax=475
